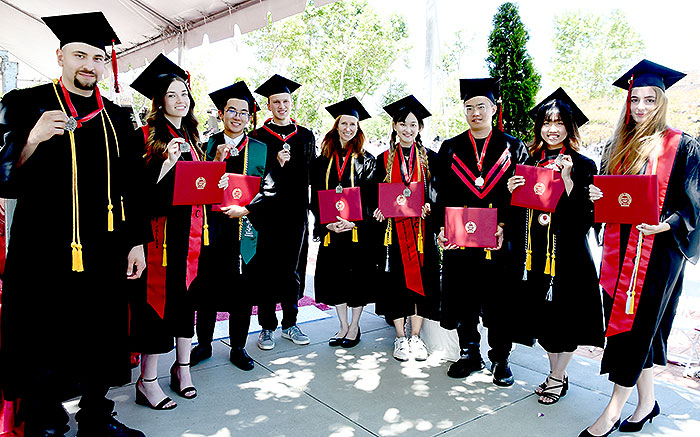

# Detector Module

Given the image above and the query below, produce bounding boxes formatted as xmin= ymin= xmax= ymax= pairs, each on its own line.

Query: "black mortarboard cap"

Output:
xmin=460 ymin=78 xmax=499 ymax=103
xmin=254 ymin=74 xmax=301 ymax=97
xmin=325 ymin=97 xmax=371 ymax=121
xmin=42 ymin=12 xmax=121 ymax=52
xmin=209 ymin=81 xmax=259 ymax=113
xmin=528 ymin=87 xmax=589 ymax=127
xmin=612 ymin=59 xmax=686 ymax=91
xmin=383 ymin=95 xmax=431 ymax=120
xmin=130 ymin=54 xmax=188 ymax=100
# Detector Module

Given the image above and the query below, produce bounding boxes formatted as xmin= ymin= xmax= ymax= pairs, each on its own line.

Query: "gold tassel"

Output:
xmin=626 ymin=292 xmax=635 ymax=314
xmin=544 ymin=253 xmax=551 ymax=275
xmin=71 ymin=242 xmax=79 ymax=271
xmin=121 ymin=196 xmax=125 ymax=221
xmin=203 ymin=208 xmax=209 ymax=246
xmin=417 ymin=218 xmax=423 ymax=253
xmin=551 ymin=254 xmax=556 ymax=277
xmin=162 ymin=219 xmax=168 ymax=267
xmin=324 ymin=232 xmax=331 ymax=247
xmin=74 ymin=243 xmax=84 ymax=272
xmin=352 ymin=227 xmax=358 ymax=243
xmin=525 ymin=249 xmax=532 ymax=271
xmin=485 ymin=249 xmax=491 ymax=260
xmin=384 ymin=219 xmax=393 ymax=246
xmin=107 ymin=203 xmax=114 ymax=232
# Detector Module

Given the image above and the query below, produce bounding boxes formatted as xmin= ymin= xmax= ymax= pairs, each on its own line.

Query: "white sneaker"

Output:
xmin=409 ymin=335 xmax=428 ymax=361
xmin=393 ymin=337 xmax=410 ymax=361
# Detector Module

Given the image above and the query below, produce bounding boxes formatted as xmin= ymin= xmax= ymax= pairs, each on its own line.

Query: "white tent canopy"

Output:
xmin=0 ymin=0 xmax=336 ymax=78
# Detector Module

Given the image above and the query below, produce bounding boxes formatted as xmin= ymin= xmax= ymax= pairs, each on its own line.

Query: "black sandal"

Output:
xmin=535 ymin=374 xmax=568 ymax=395
xmin=538 ymin=375 xmax=568 ymax=405
xmin=170 ymin=362 xmax=197 ymax=399
xmin=135 ymin=377 xmax=177 ymax=410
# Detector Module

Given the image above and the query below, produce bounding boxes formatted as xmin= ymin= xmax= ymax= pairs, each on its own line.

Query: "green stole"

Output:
xmin=239 ymin=137 xmax=267 ymax=263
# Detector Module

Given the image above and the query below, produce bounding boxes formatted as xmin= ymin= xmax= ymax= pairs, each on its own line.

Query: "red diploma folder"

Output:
xmin=510 ymin=164 xmax=566 ymax=213
xmin=211 ymin=173 xmax=261 ymax=212
xmin=593 ymin=175 xmax=659 ymax=224
xmin=317 ymin=187 xmax=363 ymax=224
xmin=378 ymin=182 xmax=424 ymax=218
xmin=172 ymin=161 xmax=226 ymax=205
xmin=445 ymin=207 xmax=498 ymax=247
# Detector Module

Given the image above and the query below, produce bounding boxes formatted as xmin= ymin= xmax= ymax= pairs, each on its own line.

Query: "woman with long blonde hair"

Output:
xmin=582 ymin=60 xmax=700 ymax=436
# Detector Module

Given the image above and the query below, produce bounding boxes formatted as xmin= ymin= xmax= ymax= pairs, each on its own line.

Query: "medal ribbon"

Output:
xmin=261 ymin=118 xmax=299 ymax=143
xmin=399 ymin=142 xmax=417 ymax=187
xmin=600 ymin=128 xmax=681 ymax=336
xmin=59 ymin=78 xmax=104 ymax=128
xmin=538 ymin=146 xmax=566 ymax=169
xmin=469 ymin=130 xmax=492 ymax=173
xmin=167 ymin=126 xmax=204 ymax=290
xmin=387 ymin=149 xmax=425 ymax=295
xmin=451 ymin=147 xmax=511 ymax=199
xmin=335 ymin=149 xmax=353 ymax=184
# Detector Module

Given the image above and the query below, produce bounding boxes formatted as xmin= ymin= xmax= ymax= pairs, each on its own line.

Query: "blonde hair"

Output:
xmin=602 ymin=86 xmax=668 ymax=175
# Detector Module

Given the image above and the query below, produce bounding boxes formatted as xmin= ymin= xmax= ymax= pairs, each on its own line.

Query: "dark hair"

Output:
xmin=386 ymin=109 xmax=431 ymax=181
xmin=144 ymin=75 xmax=203 ymax=164
xmin=219 ymin=97 xmax=258 ymax=132
xmin=528 ymin=99 xmax=581 ymax=156
xmin=320 ymin=116 xmax=366 ymax=158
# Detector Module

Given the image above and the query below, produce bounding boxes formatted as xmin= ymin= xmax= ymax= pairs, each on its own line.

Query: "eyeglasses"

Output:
xmin=225 ymin=109 xmax=251 ymax=119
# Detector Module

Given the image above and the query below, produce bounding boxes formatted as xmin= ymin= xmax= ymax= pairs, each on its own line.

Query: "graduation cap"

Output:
xmin=325 ymin=96 xmax=371 ymax=121
xmin=42 ymin=12 xmax=120 ymax=52
xmin=612 ymin=59 xmax=686 ymax=124
xmin=43 ymin=12 xmax=124 ymax=92
xmin=130 ymin=54 xmax=189 ymax=101
xmin=460 ymin=78 xmax=499 ymax=103
xmin=529 ymin=87 xmax=589 ymax=127
xmin=383 ymin=95 xmax=431 ymax=120
xmin=255 ymin=74 xmax=301 ymax=97
xmin=209 ymin=81 xmax=260 ymax=113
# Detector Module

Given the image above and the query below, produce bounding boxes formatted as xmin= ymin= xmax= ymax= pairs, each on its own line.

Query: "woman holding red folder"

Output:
xmin=310 ymin=97 xmax=377 ymax=348
xmin=507 ymin=88 xmax=603 ymax=406
xmin=582 ymin=60 xmax=700 ymax=436
xmin=127 ymin=55 xmax=208 ymax=410
xmin=372 ymin=95 xmax=440 ymax=362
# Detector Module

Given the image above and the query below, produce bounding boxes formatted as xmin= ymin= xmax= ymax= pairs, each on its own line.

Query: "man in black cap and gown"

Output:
xmin=433 ymin=78 xmax=527 ymax=386
xmin=0 ymin=12 xmax=148 ymax=437
xmin=249 ymin=75 xmax=316 ymax=350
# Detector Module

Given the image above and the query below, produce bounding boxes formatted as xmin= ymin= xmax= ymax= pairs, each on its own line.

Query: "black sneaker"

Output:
xmin=190 ymin=344 xmax=213 ymax=366
xmin=447 ymin=356 xmax=485 ymax=378
xmin=491 ymin=360 xmax=515 ymax=386
xmin=77 ymin=414 xmax=145 ymax=437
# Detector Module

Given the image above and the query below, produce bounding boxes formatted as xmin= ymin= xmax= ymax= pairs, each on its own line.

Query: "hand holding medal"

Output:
xmin=28 ymin=110 xmax=70 ymax=145
xmin=214 ymin=144 xmax=231 ymax=161
xmin=165 ymin=137 xmax=185 ymax=163
xmin=277 ymin=143 xmax=291 ymax=167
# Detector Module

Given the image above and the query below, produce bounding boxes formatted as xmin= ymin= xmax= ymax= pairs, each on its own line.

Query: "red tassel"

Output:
xmin=111 ymin=39 xmax=120 ymax=93
xmin=625 ymin=74 xmax=634 ymax=124
xmin=498 ymin=98 xmax=504 ymax=132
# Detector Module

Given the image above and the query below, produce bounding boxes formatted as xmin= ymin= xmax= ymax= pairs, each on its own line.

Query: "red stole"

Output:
xmin=145 ymin=126 xmax=204 ymax=318
xmin=600 ymin=128 xmax=682 ymax=336
xmin=451 ymin=144 xmax=511 ymax=199
xmin=385 ymin=148 xmax=425 ymax=295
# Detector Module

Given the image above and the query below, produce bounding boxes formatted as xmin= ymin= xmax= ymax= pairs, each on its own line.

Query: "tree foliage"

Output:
xmin=432 ymin=29 xmax=470 ymax=142
xmin=551 ymin=9 xmax=645 ymax=99
xmin=486 ymin=2 xmax=540 ymax=141
xmin=244 ymin=0 xmax=409 ymax=135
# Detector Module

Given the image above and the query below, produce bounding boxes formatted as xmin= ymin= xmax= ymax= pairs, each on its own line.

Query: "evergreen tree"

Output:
xmin=486 ymin=2 xmax=540 ymax=141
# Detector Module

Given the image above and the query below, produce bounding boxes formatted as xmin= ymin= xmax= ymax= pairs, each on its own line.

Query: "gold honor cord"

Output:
xmin=102 ymin=109 xmax=126 ymax=222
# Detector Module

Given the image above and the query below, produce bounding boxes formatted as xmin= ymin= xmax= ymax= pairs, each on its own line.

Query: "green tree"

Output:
xmin=244 ymin=0 xmax=409 ymax=134
xmin=486 ymin=2 xmax=540 ymax=141
xmin=551 ymin=9 xmax=645 ymax=98
xmin=433 ymin=29 xmax=470 ymax=141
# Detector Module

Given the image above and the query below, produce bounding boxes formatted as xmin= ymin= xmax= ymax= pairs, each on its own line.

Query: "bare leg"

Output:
xmin=335 ymin=304 xmax=349 ymax=338
xmin=174 ymin=337 xmax=194 ymax=392
xmin=539 ymin=352 xmax=573 ymax=404
xmin=393 ymin=317 xmax=406 ymax=338
xmin=409 ymin=314 xmax=423 ymax=336
xmin=586 ymin=383 xmax=633 ymax=435
xmin=629 ymin=368 xmax=656 ymax=422
xmin=346 ymin=306 xmax=364 ymax=340
xmin=139 ymin=353 xmax=176 ymax=408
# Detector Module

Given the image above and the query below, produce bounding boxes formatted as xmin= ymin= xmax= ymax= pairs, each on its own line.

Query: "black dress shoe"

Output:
xmin=77 ymin=415 xmax=146 ymax=437
xmin=190 ymin=344 xmax=213 ymax=366
xmin=619 ymin=401 xmax=660 ymax=432
xmin=230 ymin=347 xmax=254 ymax=371
xmin=491 ymin=361 xmax=515 ymax=387
xmin=578 ymin=419 xmax=620 ymax=437
xmin=328 ymin=335 xmax=344 ymax=347
xmin=447 ymin=356 xmax=486 ymax=378
xmin=341 ymin=330 xmax=361 ymax=348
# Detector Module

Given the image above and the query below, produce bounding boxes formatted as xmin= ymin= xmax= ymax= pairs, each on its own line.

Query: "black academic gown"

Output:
xmin=250 ymin=121 xmax=316 ymax=324
xmin=373 ymin=146 xmax=441 ymax=321
xmin=600 ymin=132 xmax=700 ymax=387
xmin=434 ymin=129 xmax=527 ymax=331
xmin=310 ymin=151 xmax=379 ymax=307
xmin=195 ymin=131 xmax=276 ymax=348
xmin=128 ymin=124 xmax=204 ymax=354
xmin=0 ymin=82 xmax=150 ymax=402
xmin=511 ymin=149 xmax=604 ymax=352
